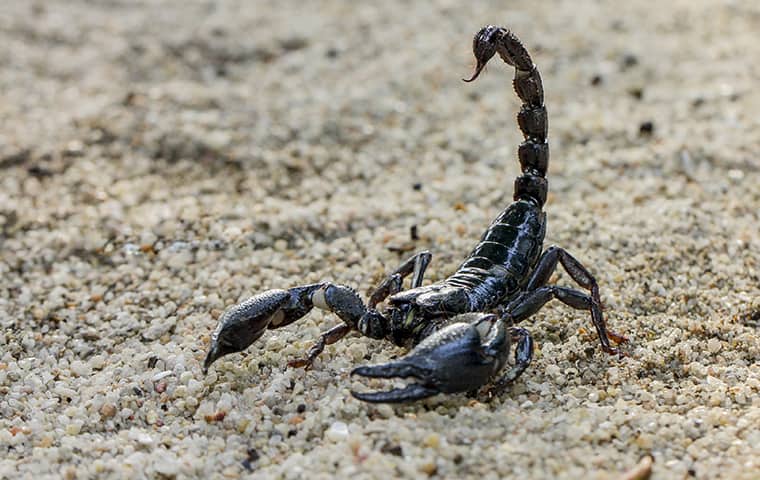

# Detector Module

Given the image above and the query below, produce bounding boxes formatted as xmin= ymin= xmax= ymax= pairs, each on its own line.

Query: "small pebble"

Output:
xmin=639 ymin=121 xmax=654 ymax=136
xmin=100 ymin=403 xmax=117 ymax=419
xmin=151 ymin=370 xmax=174 ymax=382
xmin=154 ymin=457 xmax=180 ymax=476
xmin=325 ymin=422 xmax=349 ymax=442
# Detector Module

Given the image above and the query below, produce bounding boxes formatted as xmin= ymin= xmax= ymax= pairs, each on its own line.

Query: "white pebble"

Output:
xmin=325 ymin=422 xmax=349 ymax=442
xmin=154 ymin=456 xmax=180 ymax=476
xmin=151 ymin=370 xmax=174 ymax=382
xmin=70 ymin=360 xmax=91 ymax=377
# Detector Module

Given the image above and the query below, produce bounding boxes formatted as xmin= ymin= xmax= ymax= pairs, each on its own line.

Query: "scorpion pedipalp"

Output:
xmin=350 ymin=314 xmax=514 ymax=403
xmin=203 ymin=289 xmax=291 ymax=373
xmin=204 ymin=282 xmax=370 ymax=372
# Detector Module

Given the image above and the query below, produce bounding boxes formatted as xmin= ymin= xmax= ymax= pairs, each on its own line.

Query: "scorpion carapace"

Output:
xmin=204 ymin=26 xmax=626 ymax=403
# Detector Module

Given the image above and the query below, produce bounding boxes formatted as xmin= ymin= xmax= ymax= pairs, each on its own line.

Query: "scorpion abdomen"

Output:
xmin=446 ymin=200 xmax=546 ymax=310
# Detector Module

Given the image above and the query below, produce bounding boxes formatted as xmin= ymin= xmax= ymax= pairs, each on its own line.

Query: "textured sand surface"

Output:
xmin=1 ymin=1 xmax=758 ymax=479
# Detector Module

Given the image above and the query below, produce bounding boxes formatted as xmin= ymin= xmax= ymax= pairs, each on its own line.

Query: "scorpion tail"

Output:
xmin=466 ymin=26 xmax=549 ymax=209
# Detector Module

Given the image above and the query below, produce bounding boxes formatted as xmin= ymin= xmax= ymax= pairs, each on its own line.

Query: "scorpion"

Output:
xmin=203 ymin=26 xmax=626 ymax=403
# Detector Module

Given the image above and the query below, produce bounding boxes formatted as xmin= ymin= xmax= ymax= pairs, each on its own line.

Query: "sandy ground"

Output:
xmin=1 ymin=1 xmax=758 ymax=479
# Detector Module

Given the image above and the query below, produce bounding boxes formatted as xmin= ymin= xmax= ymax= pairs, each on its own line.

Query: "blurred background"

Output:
xmin=1 ymin=1 xmax=758 ymax=479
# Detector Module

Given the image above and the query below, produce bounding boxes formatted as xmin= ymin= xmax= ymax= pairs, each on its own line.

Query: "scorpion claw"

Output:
xmin=350 ymin=314 xmax=510 ymax=403
xmin=203 ymin=345 xmax=223 ymax=374
xmin=351 ymin=384 xmax=440 ymax=404
xmin=204 ymin=289 xmax=291 ymax=372
xmin=351 ymin=362 xmax=429 ymax=380
xmin=349 ymin=359 xmax=440 ymax=403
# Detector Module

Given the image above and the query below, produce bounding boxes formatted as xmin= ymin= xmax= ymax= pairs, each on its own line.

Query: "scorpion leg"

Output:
xmin=351 ymin=313 xmax=511 ymax=403
xmin=288 ymin=253 xmax=433 ymax=368
xmin=204 ymin=282 xmax=368 ymax=372
xmin=487 ymin=326 xmax=534 ymax=396
xmin=368 ymin=251 xmax=432 ymax=307
xmin=519 ymin=246 xmax=627 ymax=351
xmin=287 ymin=323 xmax=352 ymax=369
xmin=508 ymin=284 xmax=623 ymax=355
xmin=292 ymin=252 xmax=434 ymax=367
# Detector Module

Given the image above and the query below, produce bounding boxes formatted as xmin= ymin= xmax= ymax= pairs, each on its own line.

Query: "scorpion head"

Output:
xmin=463 ymin=25 xmax=502 ymax=82
xmin=358 ymin=309 xmax=390 ymax=339
xmin=359 ymin=303 xmax=417 ymax=346
xmin=350 ymin=314 xmax=510 ymax=403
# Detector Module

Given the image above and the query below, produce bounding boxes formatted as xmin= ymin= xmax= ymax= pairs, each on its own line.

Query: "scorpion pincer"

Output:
xmin=203 ymin=26 xmax=627 ymax=403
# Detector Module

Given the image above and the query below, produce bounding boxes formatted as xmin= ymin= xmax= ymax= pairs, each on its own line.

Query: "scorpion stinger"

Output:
xmin=204 ymin=25 xmax=626 ymax=403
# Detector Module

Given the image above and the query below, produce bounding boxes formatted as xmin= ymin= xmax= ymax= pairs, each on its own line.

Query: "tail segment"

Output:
xmin=464 ymin=26 xmax=549 ymax=208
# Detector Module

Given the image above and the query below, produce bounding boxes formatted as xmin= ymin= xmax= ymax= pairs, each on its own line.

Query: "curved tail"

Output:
xmin=464 ymin=26 xmax=549 ymax=209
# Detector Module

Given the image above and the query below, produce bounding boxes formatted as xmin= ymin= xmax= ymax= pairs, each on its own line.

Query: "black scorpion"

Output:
xmin=203 ymin=26 xmax=626 ymax=403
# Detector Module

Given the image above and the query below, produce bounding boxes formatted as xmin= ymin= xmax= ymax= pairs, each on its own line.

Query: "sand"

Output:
xmin=1 ymin=1 xmax=758 ymax=479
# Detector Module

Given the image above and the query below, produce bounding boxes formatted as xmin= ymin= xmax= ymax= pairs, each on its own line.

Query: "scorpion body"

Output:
xmin=389 ymin=200 xmax=545 ymax=348
xmin=204 ymin=26 xmax=625 ymax=403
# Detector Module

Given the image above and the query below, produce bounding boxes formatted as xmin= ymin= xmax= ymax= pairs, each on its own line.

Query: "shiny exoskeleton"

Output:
xmin=204 ymin=26 xmax=626 ymax=403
